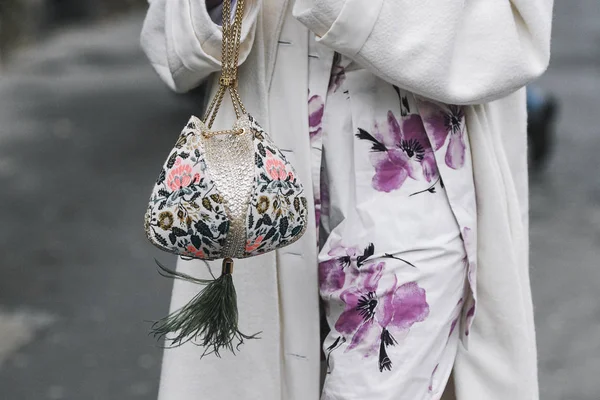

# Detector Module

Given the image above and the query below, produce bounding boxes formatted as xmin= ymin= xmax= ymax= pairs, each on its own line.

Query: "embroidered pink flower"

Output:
xmin=308 ymin=93 xmax=325 ymax=140
xmin=357 ymin=111 xmax=438 ymax=192
xmin=335 ymin=273 xmax=430 ymax=371
xmin=265 ymin=152 xmax=288 ymax=181
xmin=418 ymin=101 xmax=467 ymax=169
xmin=186 ymin=244 xmax=205 ymax=259
xmin=166 ymin=157 xmax=197 ymax=191
xmin=245 ymin=236 xmax=264 ymax=253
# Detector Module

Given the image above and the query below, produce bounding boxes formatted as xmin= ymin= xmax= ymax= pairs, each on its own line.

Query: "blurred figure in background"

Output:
xmin=527 ymin=85 xmax=559 ymax=172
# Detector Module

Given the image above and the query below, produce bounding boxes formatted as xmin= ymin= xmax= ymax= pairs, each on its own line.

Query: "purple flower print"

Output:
xmin=320 ymin=242 xmax=420 ymax=372
xmin=320 ymin=242 xmax=416 ymax=295
xmin=418 ymin=101 xmax=467 ymax=170
xmin=356 ymin=110 xmax=438 ymax=192
xmin=308 ymin=93 xmax=324 ymax=140
xmin=335 ymin=274 xmax=430 ymax=372
xmin=319 ymin=240 xmax=362 ymax=293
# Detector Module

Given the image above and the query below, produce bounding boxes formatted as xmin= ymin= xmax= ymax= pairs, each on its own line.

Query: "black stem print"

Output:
xmin=382 ymin=253 xmax=416 ymax=268
xmin=409 ymin=177 xmax=442 ymax=197
xmin=355 ymin=243 xmax=416 ymax=269
xmin=325 ymin=336 xmax=346 ymax=374
xmin=356 ymin=128 xmax=387 ymax=152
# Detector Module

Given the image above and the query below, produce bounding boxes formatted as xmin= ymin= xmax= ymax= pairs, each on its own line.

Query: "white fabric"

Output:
xmin=140 ymin=0 xmax=553 ymax=399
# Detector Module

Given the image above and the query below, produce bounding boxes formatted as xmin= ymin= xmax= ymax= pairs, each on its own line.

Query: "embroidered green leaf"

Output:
xmin=195 ymin=220 xmax=213 ymax=237
xmin=263 ymin=214 xmax=273 ymax=226
xmin=255 ymin=153 xmax=263 ymax=168
xmin=264 ymin=227 xmax=277 ymax=242
xmin=180 ymin=152 xmax=190 ymax=159
xmin=202 ymin=197 xmax=213 ymax=211
xmin=190 ymin=191 xmax=202 ymax=203
xmin=169 ymin=232 xmax=177 ymax=245
xmin=279 ymin=217 xmax=289 ymax=236
xmin=257 ymin=142 xmax=266 ymax=157
xmin=156 ymin=170 xmax=166 ymax=185
xmin=166 ymin=152 xmax=178 ymax=169
xmin=293 ymin=197 xmax=300 ymax=212
xmin=248 ymin=213 xmax=254 ymax=229
xmin=158 ymin=189 xmax=170 ymax=197
xmin=191 ymin=235 xmax=202 ymax=249
xmin=291 ymin=225 xmax=303 ymax=237
xmin=155 ymin=234 xmax=169 ymax=247
xmin=195 ymin=149 xmax=201 ymax=158
xmin=260 ymin=173 xmax=270 ymax=182
xmin=218 ymin=221 xmax=229 ymax=235
xmin=172 ymin=227 xmax=188 ymax=237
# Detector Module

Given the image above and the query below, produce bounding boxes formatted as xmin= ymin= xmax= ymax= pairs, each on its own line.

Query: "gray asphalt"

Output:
xmin=0 ymin=3 xmax=599 ymax=399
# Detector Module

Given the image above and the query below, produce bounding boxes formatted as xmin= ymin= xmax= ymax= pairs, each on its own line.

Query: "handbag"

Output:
xmin=143 ymin=0 xmax=308 ymax=356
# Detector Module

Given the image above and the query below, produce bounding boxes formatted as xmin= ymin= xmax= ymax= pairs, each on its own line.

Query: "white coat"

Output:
xmin=140 ymin=0 xmax=554 ymax=399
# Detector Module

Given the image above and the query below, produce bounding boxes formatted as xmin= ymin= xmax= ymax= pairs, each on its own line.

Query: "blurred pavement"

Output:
xmin=0 ymin=13 xmax=194 ymax=400
xmin=0 ymin=2 xmax=599 ymax=400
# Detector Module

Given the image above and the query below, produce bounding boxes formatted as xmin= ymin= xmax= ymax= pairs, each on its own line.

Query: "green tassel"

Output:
xmin=151 ymin=258 xmax=260 ymax=357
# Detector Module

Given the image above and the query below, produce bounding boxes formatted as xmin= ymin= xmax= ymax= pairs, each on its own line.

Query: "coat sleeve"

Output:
xmin=293 ymin=0 xmax=554 ymax=105
xmin=140 ymin=0 xmax=261 ymax=93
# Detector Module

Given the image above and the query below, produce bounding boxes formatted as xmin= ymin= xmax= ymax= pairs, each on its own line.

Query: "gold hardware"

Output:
xmin=222 ymin=258 xmax=234 ymax=275
xmin=202 ymin=0 xmax=248 ymax=129
xmin=201 ymin=127 xmax=246 ymax=139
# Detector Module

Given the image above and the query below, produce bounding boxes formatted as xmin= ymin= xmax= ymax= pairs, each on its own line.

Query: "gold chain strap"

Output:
xmin=202 ymin=0 xmax=247 ymax=134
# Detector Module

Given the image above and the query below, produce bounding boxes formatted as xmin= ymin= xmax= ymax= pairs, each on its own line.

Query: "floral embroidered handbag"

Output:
xmin=143 ymin=0 xmax=308 ymax=356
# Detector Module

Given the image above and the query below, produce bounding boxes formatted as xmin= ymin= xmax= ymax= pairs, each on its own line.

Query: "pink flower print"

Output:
xmin=186 ymin=244 xmax=205 ymax=259
xmin=418 ymin=101 xmax=467 ymax=169
xmin=167 ymin=157 xmax=196 ymax=191
xmin=335 ymin=273 xmax=430 ymax=372
xmin=308 ymin=94 xmax=324 ymax=140
xmin=265 ymin=152 xmax=288 ymax=181
xmin=245 ymin=236 xmax=264 ymax=253
xmin=356 ymin=110 xmax=438 ymax=192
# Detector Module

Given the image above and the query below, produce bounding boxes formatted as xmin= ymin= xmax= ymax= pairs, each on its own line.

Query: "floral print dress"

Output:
xmin=308 ymin=36 xmax=478 ymax=400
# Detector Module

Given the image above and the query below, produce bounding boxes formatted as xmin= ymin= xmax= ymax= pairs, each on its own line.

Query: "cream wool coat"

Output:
xmin=141 ymin=0 xmax=554 ymax=399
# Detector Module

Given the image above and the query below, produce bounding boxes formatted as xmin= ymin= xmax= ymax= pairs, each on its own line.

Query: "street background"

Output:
xmin=0 ymin=1 xmax=599 ymax=399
